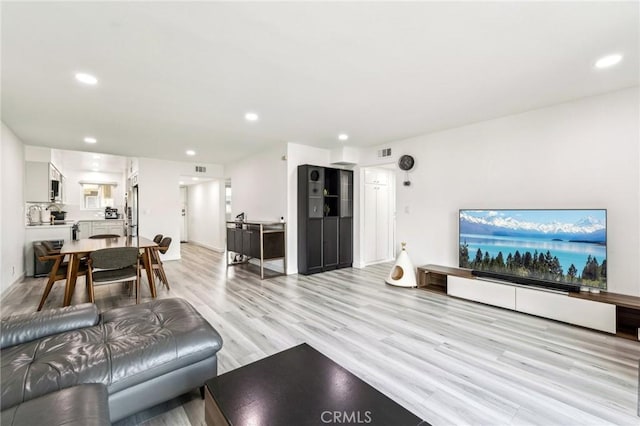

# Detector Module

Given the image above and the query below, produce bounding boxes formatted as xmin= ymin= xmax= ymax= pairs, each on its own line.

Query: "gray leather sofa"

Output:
xmin=1 ymin=298 xmax=223 ymax=422
xmin=1 ymin=384 xmax=111 ymax=426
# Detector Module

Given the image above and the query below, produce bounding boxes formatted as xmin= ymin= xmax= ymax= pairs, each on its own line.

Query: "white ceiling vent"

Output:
xmin=195 ymin=166 xmax=207 ymax=173
xmin=378 ymin=148 xmax=392 ymax=158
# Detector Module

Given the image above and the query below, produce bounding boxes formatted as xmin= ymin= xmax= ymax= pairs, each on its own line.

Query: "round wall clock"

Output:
xmin=398 ymin=155 xmax=415 ymax=171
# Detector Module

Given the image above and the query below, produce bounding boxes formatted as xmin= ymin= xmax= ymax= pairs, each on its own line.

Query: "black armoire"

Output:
xmin=298 ymin=164 xmax=353 ymax=275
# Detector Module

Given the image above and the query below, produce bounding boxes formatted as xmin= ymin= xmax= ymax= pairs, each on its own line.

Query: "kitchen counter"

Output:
xmin=25 ymin=222 xmax=74 ymax=228
xmin=76 ymin=219 xmax=124 ymax=222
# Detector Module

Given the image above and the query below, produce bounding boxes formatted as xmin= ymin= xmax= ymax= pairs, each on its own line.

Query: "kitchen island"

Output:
xmin=24 ymin=223 xmax=74 ymax=277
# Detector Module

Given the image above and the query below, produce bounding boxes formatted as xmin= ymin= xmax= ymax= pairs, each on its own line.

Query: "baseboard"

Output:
xmin=187 ymin=240 xmax=225 ymax=253
xmin=1 ymin=273 xmax=26 ymax=298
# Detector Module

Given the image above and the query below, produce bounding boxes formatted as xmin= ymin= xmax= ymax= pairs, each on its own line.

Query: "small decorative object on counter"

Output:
xmin=385 ymin=242 xmax=417 ymax=287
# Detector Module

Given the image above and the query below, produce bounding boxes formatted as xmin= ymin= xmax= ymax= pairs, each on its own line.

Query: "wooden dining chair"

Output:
xmin=34 ymin=244 xmax=88 ymax=311
xmin=89 ymin=234 xmax=121 ymax=239
xmin=87 ymin=247 xmax=142 ymax=304
xmin=147 ymin=237 xmax=172 ymax=290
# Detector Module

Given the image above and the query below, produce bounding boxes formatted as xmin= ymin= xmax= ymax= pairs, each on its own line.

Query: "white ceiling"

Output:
xmin=57 ymin=149 xmax=127 ymax=174
xmin=2 ymin=2 xmax=638 ymax=165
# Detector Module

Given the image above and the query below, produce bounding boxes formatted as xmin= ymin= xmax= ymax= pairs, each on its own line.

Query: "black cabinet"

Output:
xmin=298 ymin=165 xmax=353 ymax=275
xmin=339 ymin=217 xmax=353 ymax=267
xmin=226 ymin=221 xmax=287 ymax=279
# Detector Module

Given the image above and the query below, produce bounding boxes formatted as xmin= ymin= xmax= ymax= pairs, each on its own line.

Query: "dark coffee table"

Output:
xmin=205 ymin=343 xmax=426 ymax=426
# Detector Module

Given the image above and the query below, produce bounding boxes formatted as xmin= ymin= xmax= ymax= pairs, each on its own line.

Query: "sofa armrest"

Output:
xmin=0 ymin=303 xmax=100 ymax=349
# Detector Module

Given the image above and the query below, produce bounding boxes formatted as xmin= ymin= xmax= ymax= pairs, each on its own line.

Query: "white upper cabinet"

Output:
xmin=364 ymin=168 xmax=389 ymax=185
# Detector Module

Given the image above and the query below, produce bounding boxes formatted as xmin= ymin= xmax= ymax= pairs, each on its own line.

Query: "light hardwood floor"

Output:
xmin=2 ymin=243 xmax=639 ymax=425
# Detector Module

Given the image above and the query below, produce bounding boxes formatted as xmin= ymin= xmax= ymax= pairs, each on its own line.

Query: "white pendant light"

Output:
xmin=385 ymin=242 xmax=417 ymax=287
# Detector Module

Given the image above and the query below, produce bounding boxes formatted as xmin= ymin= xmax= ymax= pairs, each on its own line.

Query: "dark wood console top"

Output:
xmin=418 ymin=264 xmax=475 ymax=279
xmin=570 ymin=291 xmax=640 ymax=310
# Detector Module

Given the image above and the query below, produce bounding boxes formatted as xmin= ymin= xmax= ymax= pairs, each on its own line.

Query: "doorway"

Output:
xmin=361 ymin=165 xmax=396 ymax=265
xmin=180 ymin=186 xmax=188 ymax=242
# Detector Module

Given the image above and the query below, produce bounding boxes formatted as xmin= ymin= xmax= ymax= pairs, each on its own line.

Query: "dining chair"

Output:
xmin=87 ymin=247 xmax=141 ymax=304
xmin=148 ymin=237 xmax=172 ymax=290
xmin=89 ymin=234 xmax=121 ymax=239
xmin=34 ymin=244 xmax=88 ymax=310
xmin=153 ymin=234 xmax=163 ymax=244
xmin=41 ymin=240 xmax=61 ymax=255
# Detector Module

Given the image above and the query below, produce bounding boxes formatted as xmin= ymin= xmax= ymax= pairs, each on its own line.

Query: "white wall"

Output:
xmin=1 ymin=123 xmax=26 ymax=295
xmin=227 ymin=144 xmax=288 ymax=221
xmin=360 ymin=88 xmax=640 ymax=296
xmin=136 ymin=158 xmax=183 ymax=260
xmin=285 ymin=143 xmax=332 ymax=274
xmin=187 ymin=180 xmax=225 ymax=251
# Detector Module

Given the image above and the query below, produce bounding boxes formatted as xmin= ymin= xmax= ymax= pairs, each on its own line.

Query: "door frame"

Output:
xmin=358 ymin=164 xmax=396 ymax=267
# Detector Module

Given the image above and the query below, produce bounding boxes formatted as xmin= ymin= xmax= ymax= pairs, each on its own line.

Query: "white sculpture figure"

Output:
xmin=386 ymin=242 xmax=417 ymax=287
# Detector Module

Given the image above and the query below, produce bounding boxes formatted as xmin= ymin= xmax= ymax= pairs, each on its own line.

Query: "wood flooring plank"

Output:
xmin=2 ymin=242 xmax=639 ymax=425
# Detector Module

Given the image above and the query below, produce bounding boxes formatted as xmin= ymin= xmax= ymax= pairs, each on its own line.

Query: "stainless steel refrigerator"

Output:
xmin=126 ymin=184 xmax=139 ymax=237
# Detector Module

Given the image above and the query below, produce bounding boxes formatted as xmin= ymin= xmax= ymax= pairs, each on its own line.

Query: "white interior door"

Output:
xmin=362 ymin=167 xmax=394 ymax=265
xmin=364 ymin=183 xmax=378 ymax=263
xmin=180 ymin=186 xmax=188 ymax=242
xmin=376 ymin=183 xmax=390 ymax=260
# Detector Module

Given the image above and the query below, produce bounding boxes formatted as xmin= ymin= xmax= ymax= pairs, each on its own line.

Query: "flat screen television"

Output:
xmin=459 ymin=209 xmax=607 ymax=291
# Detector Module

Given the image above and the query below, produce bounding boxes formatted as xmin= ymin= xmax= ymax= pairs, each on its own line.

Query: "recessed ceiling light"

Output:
xmin=186 ymin=150 xmax=196 ymax=156
xmin=192 ymin=177 xmax=199 ymax=181
xmin=84 ymin=137 xmax=97 ymax=144
xmin=179 ymin=181 xmax=184 ymax=185
xmin=75 ymin=72 xmax=98 ymax=85
xmin=595 ymin=53 xmax=623 ymax=69
xmin=338 ymin=133 xmax=349 ymax=141
xmin=245 ymin=112 xmax=259 ymax=122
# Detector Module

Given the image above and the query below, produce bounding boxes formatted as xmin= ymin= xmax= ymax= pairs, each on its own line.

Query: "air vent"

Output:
xmin=195 ymin=166 xmax=207 ymax=173
xmin=378 ymin=148 xmax=392 ymax=158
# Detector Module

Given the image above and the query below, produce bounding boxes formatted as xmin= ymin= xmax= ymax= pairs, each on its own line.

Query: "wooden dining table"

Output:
xmin=60 ymin=236 xmax=158 ymax=306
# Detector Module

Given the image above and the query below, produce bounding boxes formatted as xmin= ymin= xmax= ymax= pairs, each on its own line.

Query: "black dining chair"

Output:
xmin=153 ymin=234 xmax=163 ymax=244
xmin=87 ymin=247 xmax=141 ymax=304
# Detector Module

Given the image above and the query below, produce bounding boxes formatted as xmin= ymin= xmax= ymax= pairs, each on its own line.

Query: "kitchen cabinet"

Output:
xmin=76 ymin=220 xmax=124 ymax=239
xmin=77 ymin=222 xmax=92 ymax=238
xmin=25 ymin=162 xmax=63 ymax=202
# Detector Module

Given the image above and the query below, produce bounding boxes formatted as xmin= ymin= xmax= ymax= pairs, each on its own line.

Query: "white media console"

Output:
xmin=417 ymin=265 xmax=640 ymax=340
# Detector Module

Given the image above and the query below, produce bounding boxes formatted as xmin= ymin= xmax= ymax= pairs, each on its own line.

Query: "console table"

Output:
xmin=226 ymin=221 xmax=286 ymax=279
xmin=417 ymin=264 xmax=640 ymax=341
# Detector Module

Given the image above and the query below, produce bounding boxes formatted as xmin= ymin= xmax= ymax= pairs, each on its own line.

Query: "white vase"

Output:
xmin=385 ymin=242 xmax=417 ymax=287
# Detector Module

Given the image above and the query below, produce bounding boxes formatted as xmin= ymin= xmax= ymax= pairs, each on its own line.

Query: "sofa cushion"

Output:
xmin=1 ymin=298 xmax=222 ymax=410
xmin=1 ymin=384 xmax=110 ymax=426
xmin=0 ymin=303 xmax=99 ymax=349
